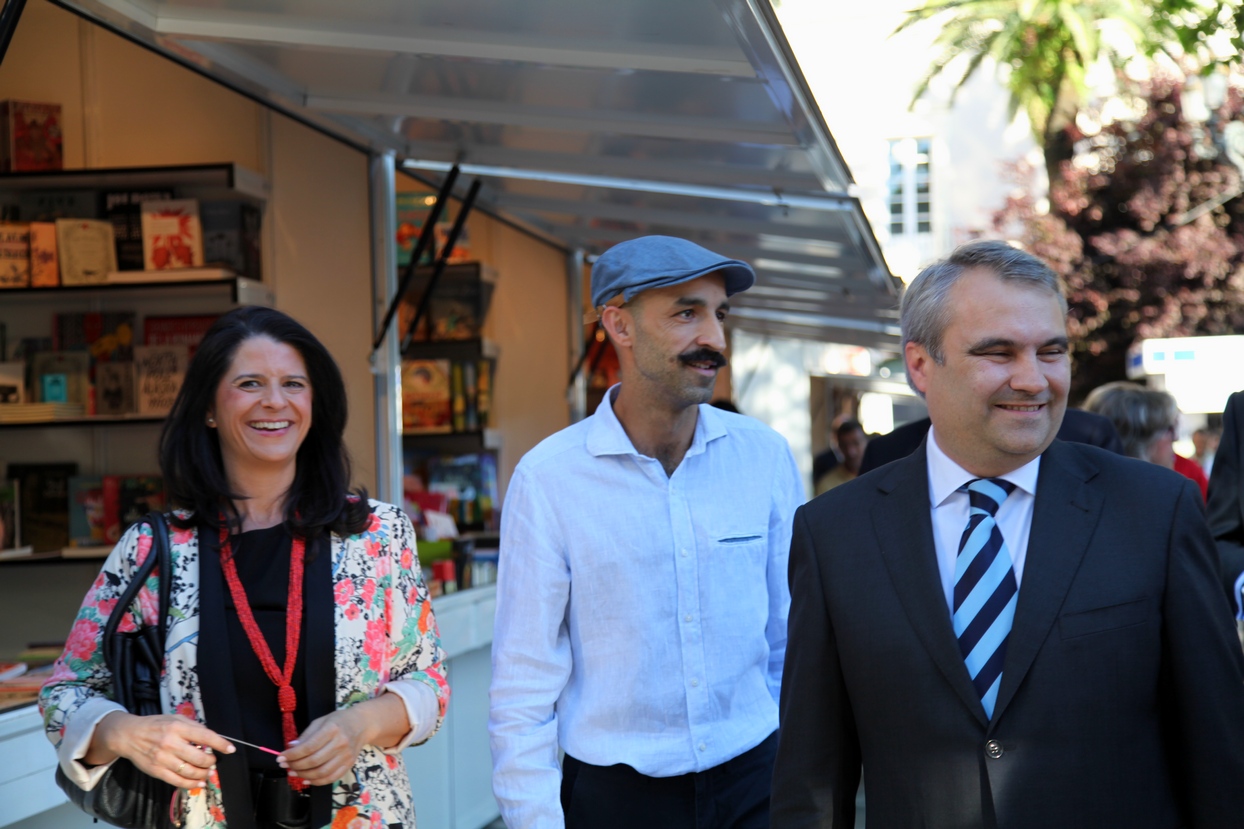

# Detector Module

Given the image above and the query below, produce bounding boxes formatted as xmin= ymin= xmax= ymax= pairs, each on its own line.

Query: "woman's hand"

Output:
xmin=90 ymin=711 xmax=235 ymax=788
xmin=280 ymin=693 xmax=410 ymax=786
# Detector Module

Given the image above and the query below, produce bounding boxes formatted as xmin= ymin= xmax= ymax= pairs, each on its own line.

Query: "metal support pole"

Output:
xmin=369 ymin=151 xmax=403 ymax=505
xmin=566 ymin=247 xmax=587 ymax=422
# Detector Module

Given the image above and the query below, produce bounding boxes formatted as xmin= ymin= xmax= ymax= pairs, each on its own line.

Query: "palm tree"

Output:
xmin=897 ymin=0 xmax=1239 ymax=184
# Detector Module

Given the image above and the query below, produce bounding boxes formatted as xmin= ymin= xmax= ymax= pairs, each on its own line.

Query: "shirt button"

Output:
xmin=985 ymin=740 xmax=1004 ymax=760
xmin=690 ymin=678 xmax=699 ymax=687
xmin=680 ymin=549 xmax=689 ymax=557
xmin=698 ymin=742 xmax=706 ymax=752
xmin=684 ymin=614 xmax=693 ymax=623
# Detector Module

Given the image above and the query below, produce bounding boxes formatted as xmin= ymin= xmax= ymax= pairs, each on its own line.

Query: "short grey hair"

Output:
xmin=1083 ymin=381 xmax=1178 ymax=461
xmin=900 ymin=240 xmax=1067 ymax=368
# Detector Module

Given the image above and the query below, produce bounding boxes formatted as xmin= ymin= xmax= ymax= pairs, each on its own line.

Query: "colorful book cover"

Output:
xmin=143 ymin=314 xmax=219 ymax=356
xmin=7 ymin=462 xmax=77 ymax=552
xmin=200 ymin=200 xmax=261 ymax=277
xmin=395 ymin=192 xmax=435 ymax=268
xmin=401 ymin=359 xmax=452 ymax=434
xmin=427 ymin=452 xmax=498 ymax=530
xmin=133 ymin=344 xmax=189 ymax=415
xmin=0 ymin=222 xmax=29 ymax=288
xmin=67 ymin=475 xmax=105 ymax=546
xmin=450 ymin=361 xmax=466 ymax=432
xmin=0 ymin=101 xmax=63 ymax=172
xmin=29 ymin=221 xmax=58 ymax=286
xmin=476 ymin=357 xmax=494 ymax=429
xmin=95 ymin=362 xmax=135 ymax=415
xmin=101 ymin=188 xmax=173 ymax=271
xmin=55 ymin=218 xmax=116 ymax=285
xmin=54 ymin=311 xmax=136 ymax=362
xmin=141 ymin=199 xmax=204 ymax=270
xmin=30 ymin=350 xmax=89 ymax=405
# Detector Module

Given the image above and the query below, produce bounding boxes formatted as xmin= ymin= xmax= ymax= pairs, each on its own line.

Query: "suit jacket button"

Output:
xmin=985 ymin=740 xmax=1004 ymax=759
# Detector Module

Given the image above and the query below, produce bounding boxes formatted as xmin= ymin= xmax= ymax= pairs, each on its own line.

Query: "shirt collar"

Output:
xmin=585 ymin=384 xmax=728 ymax=459
xmin=927 ymin=426 xmax=1041 ymax=508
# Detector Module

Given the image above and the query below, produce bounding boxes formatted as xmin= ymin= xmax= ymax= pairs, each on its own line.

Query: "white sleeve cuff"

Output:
xmin=58 ymin=698 xmax=128 ymax=789
xmin=1233 ymin=570 xmax=1244 ymax=620
xmin=381 ymin=680 xmax=441 ymax=753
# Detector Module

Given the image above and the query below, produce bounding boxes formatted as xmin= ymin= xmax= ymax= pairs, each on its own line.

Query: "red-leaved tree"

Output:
xmin=996 ymin=75 xmax=1244 ymax=402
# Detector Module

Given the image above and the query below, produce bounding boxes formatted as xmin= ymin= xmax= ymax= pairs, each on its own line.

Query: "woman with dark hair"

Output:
xmin=41 ymin=306 xmax=449 ymax=829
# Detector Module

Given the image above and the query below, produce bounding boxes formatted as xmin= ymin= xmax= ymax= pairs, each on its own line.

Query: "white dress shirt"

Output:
xmin=927 ymin=428 xmax=1041 ymax=614
xmin=489 ymin=387 xmax=804 ymax=829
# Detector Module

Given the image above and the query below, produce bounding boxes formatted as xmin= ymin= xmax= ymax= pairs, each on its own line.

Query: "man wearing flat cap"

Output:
xmin=489 ymin=235 xmax=804 ymax=829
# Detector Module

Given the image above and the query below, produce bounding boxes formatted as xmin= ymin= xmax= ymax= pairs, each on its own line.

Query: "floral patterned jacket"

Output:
xmin=39 ymin=500 xmax=450 ymax=829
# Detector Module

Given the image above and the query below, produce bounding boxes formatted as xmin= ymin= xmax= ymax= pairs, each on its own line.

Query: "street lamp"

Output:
xmin=1177 ymin=71 xmax=1244 ymax=225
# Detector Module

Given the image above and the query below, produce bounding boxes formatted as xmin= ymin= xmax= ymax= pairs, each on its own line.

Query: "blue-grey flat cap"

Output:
xmin=591 ymin=235 xmax=755 ymax=309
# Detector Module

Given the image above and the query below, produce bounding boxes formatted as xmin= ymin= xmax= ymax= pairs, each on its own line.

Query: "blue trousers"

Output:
xmin=560 ymin=731 xmax=777 ymax=829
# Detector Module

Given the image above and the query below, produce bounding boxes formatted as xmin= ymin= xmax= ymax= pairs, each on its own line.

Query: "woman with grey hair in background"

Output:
xmin=1084 ymin=380 xmax=1209 ymax=498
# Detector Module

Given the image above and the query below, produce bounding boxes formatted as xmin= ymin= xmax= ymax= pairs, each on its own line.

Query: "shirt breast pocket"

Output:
xmin=713 ymin=530 xmax=768 ymax=565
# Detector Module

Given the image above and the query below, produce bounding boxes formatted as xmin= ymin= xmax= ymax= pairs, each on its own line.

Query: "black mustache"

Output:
xmin=678 ymin=349 xmax=727 ymax=369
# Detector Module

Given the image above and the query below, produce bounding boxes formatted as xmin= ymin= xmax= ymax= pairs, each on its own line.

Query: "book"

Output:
xmin=401 ymin=359 xmax=453 ymax=434
xmin=401 ymin=265 xmax=494 ymax=341
xmin=0 ymin=222 xmax=29 ymax=288
xmin=67 ymin=475 xmax=105 ymax=546
xmin=103 ymin=474 xmax=164 ymax=544
xmin=450 ymin=361 xmax=466 ymax=432
xmin=141 ymin=199 xmax=204 ymax=270
xmin=105 ymin=267 xmax=231 ymax=284
xmin=200 ymin=200 xmax=261 ymax=278
xmin=0 ymin=360 xmax=24 ymax=404
xmin=29 ymin=221 xmax=58 ymax=286
xmin=54 ymin=311 xmax=136 ymax=363
xmin=30 ymin=350 xmax=89 ymax=405
xmin=55 ymin=218 xmax=117 ymax=285
xmin=0 ymin=101 xmax=63 ymax=171
xmin=395 ymin=192 xmax=436 ymax=267
xmin=94 ymin=362 xmax=135 ymax=415
xmin=0 ymin=662 xmax=27 ymax=681
xmin=0 ymin=402 xmax=83 ymax=423
xmin=7 ymin=462 xmax=77 ymax=553
xmin=427 ymin=452 xmax=498 ymax=530
xmin=17 ymin=189 xmax=97 ymax=222
xmin=143 ymin=314 xmax=219 ymax=356
xmin=476 ymin=358 xmax=494 ymax=429
xmin=0 ymin=478 xmax=19 ymax=550
xmin=133 ymin=344 xmax=188 ymax=415
xmin=101 ymin=188 xmax=174 ymax=271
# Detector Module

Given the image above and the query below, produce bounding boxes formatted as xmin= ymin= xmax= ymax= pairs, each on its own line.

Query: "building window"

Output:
xmin=887 ymin=137 xmax=932 ymax=236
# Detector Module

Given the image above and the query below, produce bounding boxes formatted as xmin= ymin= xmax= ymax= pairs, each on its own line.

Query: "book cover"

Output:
xmin=0 ymin=222 xmax=29 ymax=288
xmin=476 ymin=357 xmax=494 ymax=429
xmin=29 ymin=221 xmax=58 ymax=286
xmin=462 ymin=359 xmax=479 ymax=432
xmin=55 ymin=218 xmax=117 ymax=285
xmin=103 ymin=474 xmax=164 ymax=544
xmin=7 ymin=462 xmax=76 ymax=552
xmin=200 ymin=200 xmax=261 ymax=277
xmin=0 ymin=360 xmax=24 ymax=404
xmin=102 ymin=474 xmax=120 ymax=543
xmin=30 ymin=350 xmax=89 ymax=405
xmin=141 ymin=199 xmax=204 ymax=270
xmin=427 ymin=452 xmax=498 ymax=530
xmin=95 ymin=362 xmax=135 ymax=416
xmin=0 ymin=479 xmax=19 ymax=550
xmin=450 ymin=361 xmax=466 ymax=432
xmin=395 ymin=192 xmax=435 ymax=267
xmin=133 ymin=344 xmax=188 ymax=415
xmin=67 ymin=475 xmax=105 ymax=546
xmin=0 ymin=101 xmax=63 ymax=172
xmin=401 ymin=267 xmax=492 ymax=341
xmin=17 ymin=189 xmax=97 ymax=222
xmin=143 ymin=314 xmax=219 ymax=356
xmin=401 ymin=359 xmax=453 ymax=434
xmin=54 ymin=311 xmax=136 ymax=362
xmin=101 ymin=188 xmax=174 ymax=271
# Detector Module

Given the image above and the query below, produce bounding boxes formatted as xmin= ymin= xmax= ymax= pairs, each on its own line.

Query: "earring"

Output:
xmin=207 ymin=416 xmax=216 ymax=427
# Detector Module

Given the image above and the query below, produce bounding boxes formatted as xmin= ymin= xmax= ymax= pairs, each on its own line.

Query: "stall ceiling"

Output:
xmin=54 ymin=0 xmax=900 ymax=347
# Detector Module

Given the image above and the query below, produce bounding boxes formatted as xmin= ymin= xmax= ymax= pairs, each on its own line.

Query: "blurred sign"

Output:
xmin=1138 ymin=335 xmax=1244 ymax=413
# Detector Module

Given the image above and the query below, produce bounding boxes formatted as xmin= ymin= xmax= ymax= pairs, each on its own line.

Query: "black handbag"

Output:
xmin=55 ymin=511 xmax=176 ymax=829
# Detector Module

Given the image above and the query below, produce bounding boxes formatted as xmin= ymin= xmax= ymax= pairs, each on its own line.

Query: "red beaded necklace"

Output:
xmin=218 ymin=518 xmax=308 ymax=792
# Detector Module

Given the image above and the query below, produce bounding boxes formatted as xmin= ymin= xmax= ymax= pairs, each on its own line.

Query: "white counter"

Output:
xmin=0 ymin=585 xmax=499 ymax=829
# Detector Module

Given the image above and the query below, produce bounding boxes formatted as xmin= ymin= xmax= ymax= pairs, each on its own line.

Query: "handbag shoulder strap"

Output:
xmin=101 ymin=512 xmax=172 ymax=674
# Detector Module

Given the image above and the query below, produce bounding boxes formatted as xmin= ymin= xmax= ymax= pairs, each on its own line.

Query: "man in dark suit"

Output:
xmin=859 ymin=409 xmax=1123 ymax=475
xmin=772 ymin=240 xmax=1244 ymax=828
xmin=1206 ymin=390 xmax=1244 ymax=621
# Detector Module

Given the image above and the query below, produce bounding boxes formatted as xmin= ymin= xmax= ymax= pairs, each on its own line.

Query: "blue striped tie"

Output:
xmin=953 ymin=477 xmax=1018 ymax=719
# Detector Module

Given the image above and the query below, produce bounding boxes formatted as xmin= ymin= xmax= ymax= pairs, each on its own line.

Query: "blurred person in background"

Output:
xmin=814 ymin=420 xmax=868 ymax=496
xmin=1083 ymin=381 xmax=1207 ymax=499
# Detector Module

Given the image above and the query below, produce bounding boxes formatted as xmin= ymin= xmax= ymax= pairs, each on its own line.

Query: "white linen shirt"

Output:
xmin=489 ymin=387 xmax=804 ymax=829
xmin=927 ymin=428 xmax=1041 ymax=614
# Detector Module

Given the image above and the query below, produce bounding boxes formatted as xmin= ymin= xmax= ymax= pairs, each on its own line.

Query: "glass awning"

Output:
xmin=56 ymin=0 xmax=898 ymax=346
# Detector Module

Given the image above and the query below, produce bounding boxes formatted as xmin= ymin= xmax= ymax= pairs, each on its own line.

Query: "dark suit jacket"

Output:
xmin=1206 ymin=390 xmax=1244 ymax=615
xmin=859 ymin=409 xmax=1124 ymax=475
xmin=772 ymin=439 xmax=1244 ymax=828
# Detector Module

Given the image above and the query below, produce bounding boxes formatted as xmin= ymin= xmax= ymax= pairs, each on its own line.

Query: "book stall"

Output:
xmin=0 ymin=0 xmax=893 ymax=827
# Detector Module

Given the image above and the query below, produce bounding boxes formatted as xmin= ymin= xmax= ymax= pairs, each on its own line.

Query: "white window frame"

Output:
xmin=887 ymin=137 xmax=932 ymax=237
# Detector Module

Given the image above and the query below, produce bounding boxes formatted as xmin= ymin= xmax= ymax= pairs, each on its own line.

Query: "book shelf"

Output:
xmin=0 ymin=162 xmax=270 ymax=564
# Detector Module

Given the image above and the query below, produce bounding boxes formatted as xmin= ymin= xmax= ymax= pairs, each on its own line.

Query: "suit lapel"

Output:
xmin=990 ymin=440 xmax=1103 ymax=726
xmin=873 ymin=443 xmax=990 ymax=727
